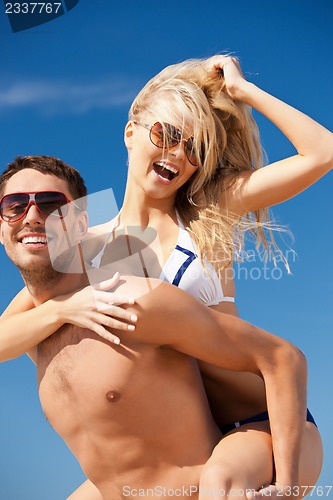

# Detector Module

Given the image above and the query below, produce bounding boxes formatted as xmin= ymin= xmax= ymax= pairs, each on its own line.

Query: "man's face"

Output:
xmin=0 ymin=169 xmax=84 ymax=277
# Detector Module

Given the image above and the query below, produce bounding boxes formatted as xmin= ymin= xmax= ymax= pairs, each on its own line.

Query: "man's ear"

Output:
xmin=124 ymin=121 xmax=134 ymax=150
xmin=0 ymin=221 xmax=4 ymax=245
xmin=76 ymin=211 xmax=88 ymax=242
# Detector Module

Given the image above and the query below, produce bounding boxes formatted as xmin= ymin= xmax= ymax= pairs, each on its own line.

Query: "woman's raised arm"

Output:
xmin=207 ymin=56 xmax=333 ymax=214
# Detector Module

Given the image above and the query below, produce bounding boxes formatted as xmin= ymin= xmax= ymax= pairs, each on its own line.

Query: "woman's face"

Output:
xmin=124 ymin=115 xmax=199 ymax=202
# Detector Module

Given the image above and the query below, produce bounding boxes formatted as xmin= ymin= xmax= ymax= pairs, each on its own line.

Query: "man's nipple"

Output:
xmin=106 ymin=390 xmax=121 ymax=403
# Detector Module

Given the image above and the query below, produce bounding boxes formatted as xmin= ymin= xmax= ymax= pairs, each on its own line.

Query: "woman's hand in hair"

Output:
xmin=204 ymin=55 xmax=249 ymax=100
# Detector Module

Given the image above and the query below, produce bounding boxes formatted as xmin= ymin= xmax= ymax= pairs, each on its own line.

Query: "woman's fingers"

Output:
xmin=91 ymin=274 xmax=136 ymax=305
xmin=60 ymin=277 xmax=138 ymax=335
xmin=86 ymin=308 xmax=139 ymax=344
xmin=94 ymin=290 xmax=135 ymax=307
xmin=94 ymin=303 xmax=137 ymax=326
xmin=92 ymin=272 xmax=121 ymax=291
xmin=205 ymin=55 xmax=246 ymax=99
xmin=205 ymin=54 xmax=232 ymax=73
xmin=84 ymin=319 xmax=121 ymax=345
xmin=96 ymin=311 xmax=136 ymax=332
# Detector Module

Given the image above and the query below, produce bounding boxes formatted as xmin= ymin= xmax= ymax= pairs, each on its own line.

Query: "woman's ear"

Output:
xmin=124 ymin=121 xmax=134 ymax=150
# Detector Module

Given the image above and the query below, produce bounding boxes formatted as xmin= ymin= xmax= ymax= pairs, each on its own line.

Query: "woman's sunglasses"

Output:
xmin=133 ymin=121 xmax=204 ymax=167
xmin=0 ymin=191 xmax=73 ymax=222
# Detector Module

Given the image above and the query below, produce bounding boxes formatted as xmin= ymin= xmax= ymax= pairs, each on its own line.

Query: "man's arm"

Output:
xmin=128 ymin=279 xmax=307 ymax=491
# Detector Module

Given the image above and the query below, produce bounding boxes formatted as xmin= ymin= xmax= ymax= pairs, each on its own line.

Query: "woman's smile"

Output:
xmin=152 ymin=160 xmax=180 ymax=184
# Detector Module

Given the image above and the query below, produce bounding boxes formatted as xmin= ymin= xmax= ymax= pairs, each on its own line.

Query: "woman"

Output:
xmin=1 ymin=55 xmax=331 ymax=498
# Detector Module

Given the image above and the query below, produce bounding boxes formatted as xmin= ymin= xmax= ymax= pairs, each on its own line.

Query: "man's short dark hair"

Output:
xmin=0 ymin=156 xmax=87 ymax=202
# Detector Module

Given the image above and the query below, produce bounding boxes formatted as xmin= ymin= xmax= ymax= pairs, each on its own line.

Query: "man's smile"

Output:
xmin=16 ymin=230 xmax=49 ymax=250
xmin=21 ymin=235 xmax=47 ymax=245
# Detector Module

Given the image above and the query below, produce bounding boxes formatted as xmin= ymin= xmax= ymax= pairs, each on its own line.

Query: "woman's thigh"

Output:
xmin=298 ymin=422 xmax=323 ymax=488
xmin=200 ymin=421 xmax=273 ymax=495
xmin=200 ymin=420 xmax=323 ymax=499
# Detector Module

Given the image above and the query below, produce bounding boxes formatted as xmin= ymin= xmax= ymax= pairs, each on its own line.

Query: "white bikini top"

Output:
xmin=90 ymin=216 xmax=235 ymax=307
xmin=159 ymin=219 xmax=234 ymax=306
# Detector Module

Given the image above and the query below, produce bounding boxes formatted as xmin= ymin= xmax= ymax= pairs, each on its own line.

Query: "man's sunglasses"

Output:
xmin=133 ymin=121 xmax=204 ymax=167
xmin=0 ymin=191 xmax=74 ymax=222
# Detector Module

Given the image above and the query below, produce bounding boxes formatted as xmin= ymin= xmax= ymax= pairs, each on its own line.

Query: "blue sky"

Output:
xmin=0 ymin=0 xmax=332 ymax=498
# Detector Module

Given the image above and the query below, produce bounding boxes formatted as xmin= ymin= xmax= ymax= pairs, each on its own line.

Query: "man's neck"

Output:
xmin=27 ymin=273 xmax=89 ymax=306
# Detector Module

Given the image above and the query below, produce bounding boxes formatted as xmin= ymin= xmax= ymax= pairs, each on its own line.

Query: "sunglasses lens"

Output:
xmin=35 ymin=192 xmax=68 ymax=217
xmin=0 ymin=193 xmax=29 ymax=221
xmin=184 ymin=138 xmax=198 ymax=166
xmin=164 ymin=123 xmax=182 ymax=147
xmin=150 ymin=122 xmax=181 ymax=148
xmin=150 ymin=122 xmax=164 ymax=147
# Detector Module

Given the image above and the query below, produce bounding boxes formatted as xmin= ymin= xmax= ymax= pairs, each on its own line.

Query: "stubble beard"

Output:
xmin=11 ymin=240 xmax=79 ymax=296
xmin=17 ymin=260 xmax=64 ymax=296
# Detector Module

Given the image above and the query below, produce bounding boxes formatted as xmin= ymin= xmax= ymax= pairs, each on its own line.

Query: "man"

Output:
xmin=0 ymin=156 xmax=312 ymax=499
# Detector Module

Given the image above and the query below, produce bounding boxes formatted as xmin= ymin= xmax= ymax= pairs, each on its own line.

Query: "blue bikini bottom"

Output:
xmin=220 ymin=408 xmax=317 ymax=435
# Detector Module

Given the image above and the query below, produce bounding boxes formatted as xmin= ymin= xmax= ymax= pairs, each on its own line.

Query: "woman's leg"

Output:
xmin=199 ymin=421 xmax=323 ymax=500
xmin=247 ymin=422 xmax=323 ymax=499
xmin=199 ymin=421 xmax=273 ymax=500
xmin=296 ymin=422 xmax=323 ymax=496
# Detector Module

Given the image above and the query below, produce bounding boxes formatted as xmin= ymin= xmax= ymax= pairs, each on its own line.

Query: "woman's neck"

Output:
xmin=122 ymin=181 xmax=177 ymax=227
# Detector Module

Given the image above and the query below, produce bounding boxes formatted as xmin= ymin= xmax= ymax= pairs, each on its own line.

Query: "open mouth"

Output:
xmin=19 ymin=235 xmax=48 ymax=247
xmin=153 ymin=162 xmax=179 ymax=181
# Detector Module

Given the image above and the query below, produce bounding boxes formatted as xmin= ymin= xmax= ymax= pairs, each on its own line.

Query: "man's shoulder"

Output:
xmin=89 ymin=217 xmax=118 ymax=237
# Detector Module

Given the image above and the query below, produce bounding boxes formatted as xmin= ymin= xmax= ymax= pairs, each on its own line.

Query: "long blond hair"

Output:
xmin=129 ymin=58 xmax=286 ymax=271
